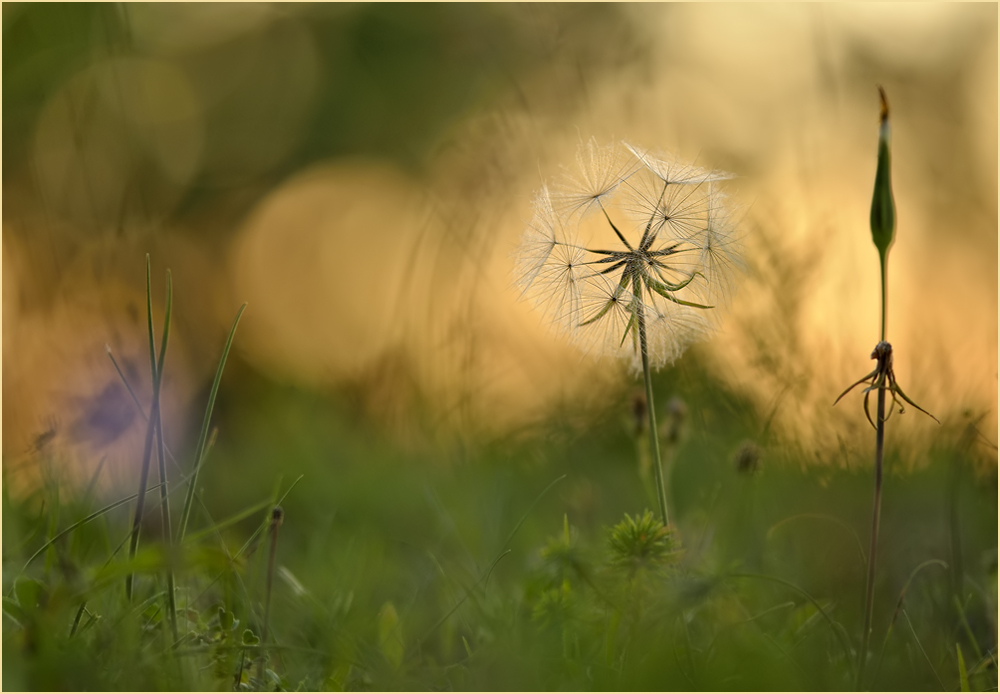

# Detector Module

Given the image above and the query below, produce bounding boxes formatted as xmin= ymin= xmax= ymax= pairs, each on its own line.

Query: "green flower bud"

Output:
xmin=870 ymin=86 xmax=895 ymax=262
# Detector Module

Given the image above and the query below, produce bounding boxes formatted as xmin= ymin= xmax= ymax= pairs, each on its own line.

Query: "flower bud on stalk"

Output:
xmin=848 ymin=86 xmax=936 ymax=691
xmin=871 ymin=86 xmax=895 ymax=341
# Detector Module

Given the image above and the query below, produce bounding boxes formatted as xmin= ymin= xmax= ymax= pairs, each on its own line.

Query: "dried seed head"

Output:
xmin=513 ymin=140 xmax=742 ymax=370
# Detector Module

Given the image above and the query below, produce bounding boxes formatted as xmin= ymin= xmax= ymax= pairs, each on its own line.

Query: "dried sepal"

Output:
xmin=833 ymin=341 xmax=939 ymax=429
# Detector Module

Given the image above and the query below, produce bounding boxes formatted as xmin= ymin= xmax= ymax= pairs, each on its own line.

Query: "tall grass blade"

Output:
xmin=177 ymin=303 xmax=247 ymax=541
xmin=125 ymin=254 xmax=160 ymax=601
xmin=152 ymin=269 xmax=177 ymax=640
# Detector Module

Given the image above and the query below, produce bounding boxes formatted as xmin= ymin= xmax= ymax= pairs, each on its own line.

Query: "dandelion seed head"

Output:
xmin=624 ymin=142 xmax=731 ymax=187
xmin=514 ymin=140 xmax=742 ymax=370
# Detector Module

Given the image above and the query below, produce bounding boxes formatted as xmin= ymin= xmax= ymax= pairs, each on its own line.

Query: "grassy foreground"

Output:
xmin=3 ymin=351 xmax=996 ymax=691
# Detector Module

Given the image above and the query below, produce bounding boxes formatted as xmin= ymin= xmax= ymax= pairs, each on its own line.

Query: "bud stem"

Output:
xmin=857 ymin=385 xmax=886 ymax=690
xmin=879 ymin=252 xmax=888 ymax=343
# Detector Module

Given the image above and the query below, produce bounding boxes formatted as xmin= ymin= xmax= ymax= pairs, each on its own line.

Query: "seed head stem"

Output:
xmin=638 ymin=301 xmax=669 ymax=526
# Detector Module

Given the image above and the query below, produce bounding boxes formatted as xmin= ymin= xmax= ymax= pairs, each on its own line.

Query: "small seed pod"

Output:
xmin=630 ymin=390 xmax=647 ymax=436
xmin=662 ymin=396 xmax=687 ymax=446
xmin=733 ymin=440 xmax=762 ymax=476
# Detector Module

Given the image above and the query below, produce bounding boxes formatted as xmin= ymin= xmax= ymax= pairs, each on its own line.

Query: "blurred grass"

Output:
xmin=6 ymin=351 xmax=994 ymax=689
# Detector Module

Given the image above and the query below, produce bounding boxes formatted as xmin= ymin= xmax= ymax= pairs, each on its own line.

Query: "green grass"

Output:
xmin=3 ymin=340 xmax=996 ymax=690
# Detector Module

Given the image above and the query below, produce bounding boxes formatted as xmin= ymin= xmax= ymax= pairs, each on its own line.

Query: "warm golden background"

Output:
xmin=3 ymin=3 xmax=997 ymax=490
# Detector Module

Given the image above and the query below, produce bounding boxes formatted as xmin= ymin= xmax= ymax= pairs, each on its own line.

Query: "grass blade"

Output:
xmin=957 ymin=643 xmax=970 ymax=692
xmin=153 ymin=269 xmax=177 ymax=639
xmin=126 ymin=255 xmax=160 ymax=601
xmin=187 ymin=475 xmax=304 ymax=609
xmin=870 ymin=559 xmax=948 ymax=688
xmin=9 ymin=484 xmax=163 ymax=592
xmin=766 ymin=513 xmax=867 ymax=572
xmin=903 ymin=609 xmax=946 ymax=691
xmin=728 ymin=572 xmax=855 ymax=675
xmin=177 ymin=303 xmax=247 ymax=541
xmin=182 ymin=498 xmax=275 ymax=545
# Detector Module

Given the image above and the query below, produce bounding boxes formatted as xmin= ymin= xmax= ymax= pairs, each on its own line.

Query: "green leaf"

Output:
xmin=219 ymin=607 xmax=234 ymax=631
xmin=378 ymin=601 xmax=404 ymax=669
xmin=242 ymin=628 xmax=260 ymax=646
xmin=2 ymin=597 xmax=30 ymax=626
xmin=14 ymin=577 xmax=43 ymax=609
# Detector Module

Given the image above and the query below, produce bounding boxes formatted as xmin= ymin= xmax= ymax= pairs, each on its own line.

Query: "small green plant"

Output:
xmin=607 ymin=510 xmax=680 ymax=576
xmin=514 ymin=139 xmax=742 ymax=524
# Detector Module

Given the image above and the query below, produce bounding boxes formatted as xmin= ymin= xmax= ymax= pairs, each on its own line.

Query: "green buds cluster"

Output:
xmin=607 ymin=510 xmax=680 ymax=575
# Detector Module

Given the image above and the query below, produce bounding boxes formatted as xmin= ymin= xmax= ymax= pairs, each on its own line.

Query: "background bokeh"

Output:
xmin=4 ymin=3 xmax=996 ymax=487
xmin=2 ymin=4 xmax=997 ymax=689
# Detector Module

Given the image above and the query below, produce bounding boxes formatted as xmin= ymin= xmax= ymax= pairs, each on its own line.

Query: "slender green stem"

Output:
xmin=636 ymin=299 xmax=669 ymax=526
xmin=857 ymin=384 xmax=886 ymax=690
xmin=258 ymin=507 xmax=283 ymax=681
xmin=879 ymin=254 xmax=888 ymax=342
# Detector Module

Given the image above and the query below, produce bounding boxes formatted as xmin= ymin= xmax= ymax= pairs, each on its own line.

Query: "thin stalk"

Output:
xmin=857 ymin=384 xmax=886 ymax=690
xmin=636 ymin=297 xmax=669 ymax=526
xmin=879 ymin=254 xmax=888 ymax=342
xmin=258 ymin=507 xmax=283 ymax=680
